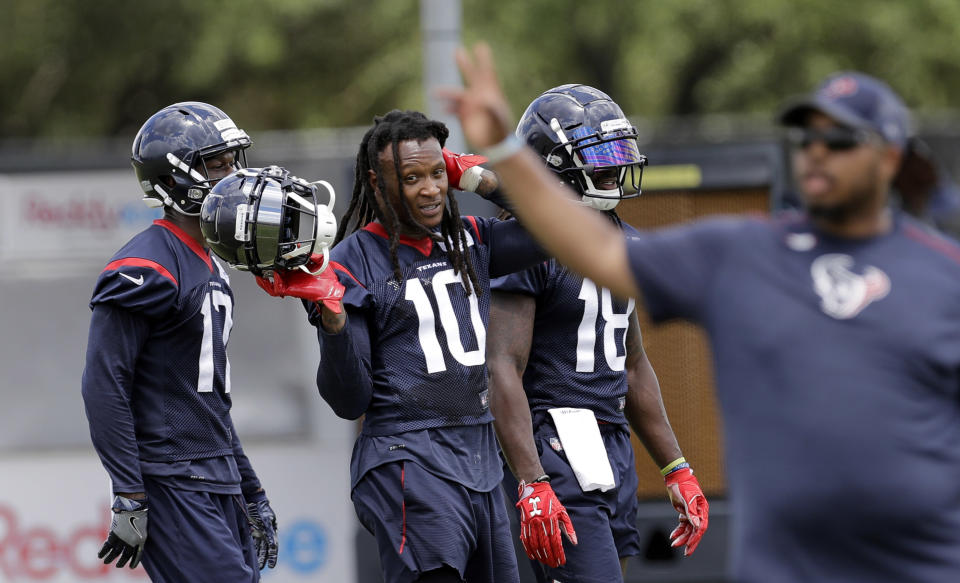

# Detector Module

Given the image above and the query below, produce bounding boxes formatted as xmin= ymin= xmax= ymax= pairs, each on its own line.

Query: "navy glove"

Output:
xmin=246 ymin=491 xmax=278 ymax=570
xmin=98 ymin=496 xmax=148 ymax=569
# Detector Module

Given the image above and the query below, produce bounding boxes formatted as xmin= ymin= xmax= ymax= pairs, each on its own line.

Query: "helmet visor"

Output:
xmin=252 ymin=181 xmax=285 ymax=268
xmin=569 ymin=126 xmax=644 ymax=168
xmin=278 ymin=189 xmax=321 ymax=262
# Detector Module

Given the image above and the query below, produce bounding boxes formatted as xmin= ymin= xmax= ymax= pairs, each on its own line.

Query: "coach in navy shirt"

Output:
xmin=446 ymin=45 xmax=960 ymax=583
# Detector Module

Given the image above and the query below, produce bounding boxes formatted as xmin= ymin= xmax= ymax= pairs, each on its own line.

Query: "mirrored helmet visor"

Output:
xmin=568 ymin=126 xmax=644 ymax=168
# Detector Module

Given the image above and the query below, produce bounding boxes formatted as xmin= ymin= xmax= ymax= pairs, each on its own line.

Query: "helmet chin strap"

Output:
xmin=579 ymin=194 xmax=621 ymax=211
xmin=144 ymin=153 xmax=210 ymax=216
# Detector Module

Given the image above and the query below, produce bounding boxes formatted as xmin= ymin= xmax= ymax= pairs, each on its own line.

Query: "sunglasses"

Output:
xmin=786 ymin=127 xmax=877 ymax=152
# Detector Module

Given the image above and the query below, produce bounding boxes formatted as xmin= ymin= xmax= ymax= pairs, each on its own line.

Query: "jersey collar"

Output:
xmin=155 ymin=219 xmax=213 ymax=272
xmin=363 ymin=222 xmax=434 ymax=256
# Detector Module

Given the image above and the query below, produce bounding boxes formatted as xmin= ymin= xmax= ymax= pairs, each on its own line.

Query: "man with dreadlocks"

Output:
xmin=487 ymin=86 xmax=708 ymax=583
xmin=271 ymin=109 xmax=558 ymax=583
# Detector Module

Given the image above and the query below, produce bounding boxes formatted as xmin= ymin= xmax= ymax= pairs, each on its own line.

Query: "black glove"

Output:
xmin=98 ymin=496 xmax=148 ymax=569
xmin=245 ymin=490 xmax=278 ymax=569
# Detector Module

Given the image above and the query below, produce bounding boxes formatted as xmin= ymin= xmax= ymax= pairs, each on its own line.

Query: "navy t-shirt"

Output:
xmin=82 ymin=219 xmax=260 ymax=495
xmin=627 ymin=211 xmax=960 ymax=582
xmin=490 ymin=222 xmax=641 ymax=425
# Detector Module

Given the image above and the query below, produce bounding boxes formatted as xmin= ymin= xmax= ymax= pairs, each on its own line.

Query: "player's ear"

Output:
xmin=367 ymin=168 xmax=379 ymax=194
xmin=880 ymin=145 xmax=904 ymax=184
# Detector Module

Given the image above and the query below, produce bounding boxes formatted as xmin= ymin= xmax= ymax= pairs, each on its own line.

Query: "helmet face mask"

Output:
xmin=132 ymin=102 xmax=252 ymax=216
xmin=200 ymin=166 xmax=338 ymax=275
xmin=518 ymin=84 xmax=647 ymax=211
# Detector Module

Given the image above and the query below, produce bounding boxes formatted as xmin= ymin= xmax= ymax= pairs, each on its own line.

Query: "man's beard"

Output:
xmin=805 ymin=169 xmax=882 ymax=225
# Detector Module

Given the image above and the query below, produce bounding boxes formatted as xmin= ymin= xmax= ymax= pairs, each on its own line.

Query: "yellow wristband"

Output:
xmin=660 ymin=457 xmax=687 ymax=476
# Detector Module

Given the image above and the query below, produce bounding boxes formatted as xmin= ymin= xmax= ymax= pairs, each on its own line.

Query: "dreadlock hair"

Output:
xmin=336 ymin=109 xmax=481 ymax=295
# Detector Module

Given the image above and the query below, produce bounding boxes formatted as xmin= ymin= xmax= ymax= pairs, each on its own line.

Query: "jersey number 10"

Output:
xmin=405 ymin=269 xmax=486 ymax=374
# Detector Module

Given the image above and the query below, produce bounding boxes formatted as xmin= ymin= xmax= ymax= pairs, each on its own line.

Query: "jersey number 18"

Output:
xmin=576 ymin=279 xmax=634 ymax=373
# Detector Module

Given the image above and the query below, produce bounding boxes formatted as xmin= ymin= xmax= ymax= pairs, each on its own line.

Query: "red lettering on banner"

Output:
xmin=20 ymin=527 xmax=58 ymax=579
xmin=23 ymin=196 xmax=118 ymax=230
xmin=0 ymin=503 xmax=146 ymax=581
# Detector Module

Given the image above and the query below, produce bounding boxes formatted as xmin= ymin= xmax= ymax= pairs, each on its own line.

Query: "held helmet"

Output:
xmin=200 ymin=166 xmax=338 ymax=275
xmin=516 ymin=84 xmax=646 ymax=211
xmin=132 ymin=102 xmax=251 ymax=216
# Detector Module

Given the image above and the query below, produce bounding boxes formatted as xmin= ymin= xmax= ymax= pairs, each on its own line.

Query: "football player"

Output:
xmin=446 ymin=44 xmax=960 ymax=583
xmin=257 ymin=109 xmax=562 ymax=583
xmin=81 ymin=102 xmax=278 ymax=582
xmin=487 ymin=86 xmax=708 ymax=582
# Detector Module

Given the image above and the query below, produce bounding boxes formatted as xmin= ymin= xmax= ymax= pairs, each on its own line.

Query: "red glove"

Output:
xmin=664 ymin=468 xmax=709 ymax=556
xmin=516 ymin=479 xmax=577 ymax=568
xmin=255 ymin=255 xmax=345 ymax=314
xmin=442 ymin=147 xmax=488 ymax=192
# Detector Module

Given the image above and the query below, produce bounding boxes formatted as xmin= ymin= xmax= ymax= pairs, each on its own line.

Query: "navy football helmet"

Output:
xmin=516 ymin=84 xmax=646 ymax=211
xmin=132 ymin=102 xmax=251 ymax=216
xmin=200 ymin=166 xmax=337 ymax=275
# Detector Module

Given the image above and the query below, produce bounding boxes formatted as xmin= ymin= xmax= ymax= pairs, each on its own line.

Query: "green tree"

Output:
xmin=3 ymin=0 xmax=960 ymax=138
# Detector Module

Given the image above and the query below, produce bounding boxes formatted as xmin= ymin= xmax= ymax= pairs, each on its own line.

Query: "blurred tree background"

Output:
xmin=3 ymin=0 xmax=960 ymax=139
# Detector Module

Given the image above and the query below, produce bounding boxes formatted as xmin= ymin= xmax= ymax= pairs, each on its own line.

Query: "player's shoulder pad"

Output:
xmin=326 ymin=234 xmax=376 ymax=313
xmin=462 ymin=215 xmax=493 ymax=246
xmin=91 ymin=228 xmax=180 ymax=316
xmin=490 ymin=259 xmax=548 ymax=296
xmin=329 ymin=234 xmax=370 ymax=289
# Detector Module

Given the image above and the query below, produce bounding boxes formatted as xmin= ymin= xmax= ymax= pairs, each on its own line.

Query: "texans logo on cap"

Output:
xmin=823 ymin=76 xmax=858 ymax=99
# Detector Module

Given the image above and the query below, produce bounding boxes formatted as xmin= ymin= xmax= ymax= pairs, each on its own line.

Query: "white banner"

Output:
xmin=0 ymin=445 xmax=354 ymax=582
xmin=0 ymin=172 xmax=162 ymax=278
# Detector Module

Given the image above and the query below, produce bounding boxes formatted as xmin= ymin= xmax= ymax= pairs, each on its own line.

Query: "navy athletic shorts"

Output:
xmin=140 ymin=480 xmax=259 ymax=582
xmin=353 ymin=460 xmax=520 ymax=583
xmin=502 ymin=422 xmax=642 ymax=583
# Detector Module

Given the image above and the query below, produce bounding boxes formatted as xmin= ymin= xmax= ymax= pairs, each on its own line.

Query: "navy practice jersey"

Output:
xmin=491 ymin=222 xmax=641 ymax=424
xmin=627 ymin=211 xmax=960 ymax=582
xmin=82 ymin=219 xmax=258 ymax=495
xmin=314 ymin=217 xmax=544 ymax=490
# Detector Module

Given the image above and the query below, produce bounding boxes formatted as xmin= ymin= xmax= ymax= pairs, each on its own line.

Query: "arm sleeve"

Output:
xmin=81 ymin=304 xmax=151 ymax=493
xmin=488 ymin=218 xmax=550 ymax=278
xmin=228 ymin=418 xmax=263 ymax=497
xmin=313 ymin=305 xmax=374 ymax=420
xmin=490 ymin=258 xmax=549 ymax=296
xmin=481 ymin=186 xmax=514 ymax=214
xmin=625 ymin=216 xmax=744 ymax=323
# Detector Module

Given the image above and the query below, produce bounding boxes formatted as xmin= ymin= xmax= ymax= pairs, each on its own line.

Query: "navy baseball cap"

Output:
xmin=779 ymin=71 xmax=911 ymax=149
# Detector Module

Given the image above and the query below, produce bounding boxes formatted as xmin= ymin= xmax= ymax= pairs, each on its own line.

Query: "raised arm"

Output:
xmin=440 ymin=43 xmax=639 ymax=300
xmin=313 ymin=304 xmax=374 ymax=420
xmin=253 ymin=264 xmax=370 ymax=419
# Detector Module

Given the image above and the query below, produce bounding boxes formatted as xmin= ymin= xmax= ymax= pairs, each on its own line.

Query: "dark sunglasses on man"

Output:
xmin=786 ymin=126 xmax=880 ymax=152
